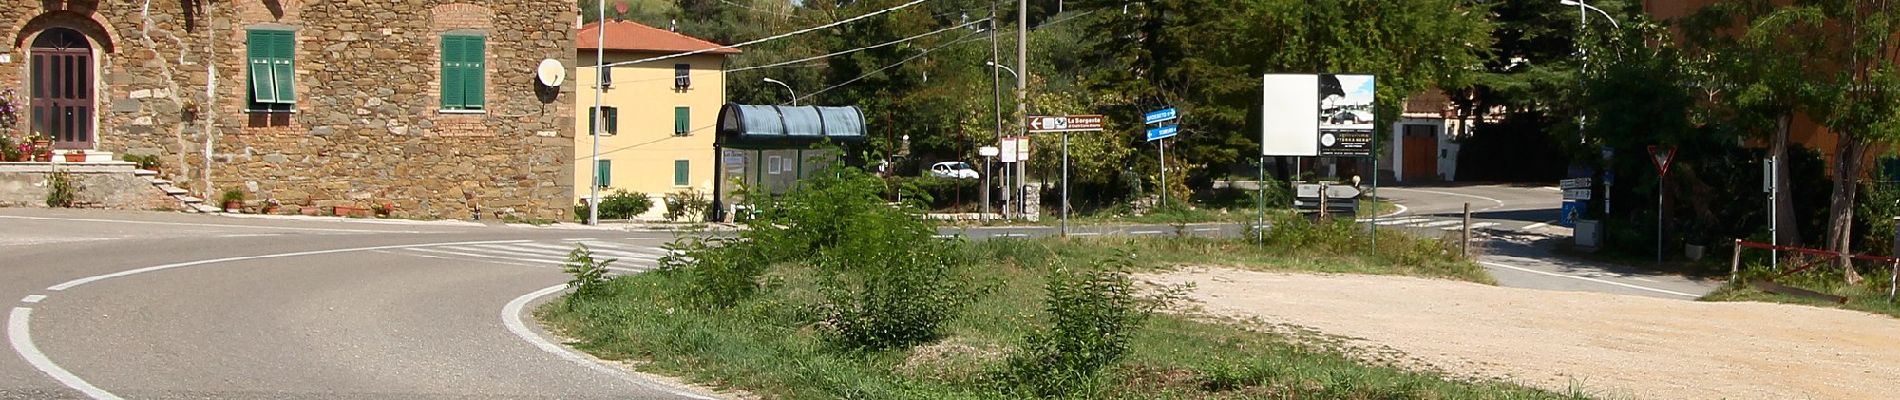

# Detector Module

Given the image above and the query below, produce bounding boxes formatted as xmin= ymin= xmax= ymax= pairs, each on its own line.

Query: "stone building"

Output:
xmin=0 ymin=0 xmax=577 ymax=219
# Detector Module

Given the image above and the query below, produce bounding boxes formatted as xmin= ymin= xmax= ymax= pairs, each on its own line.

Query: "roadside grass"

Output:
xmin=1701 ymin=265 xmax=1900 ymax=318
xmin=538 ymin=229 xmax=1540 ymax=399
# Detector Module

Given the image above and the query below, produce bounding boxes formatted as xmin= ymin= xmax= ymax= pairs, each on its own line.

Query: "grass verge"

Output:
xmin=538 ymin=234 xmax=1543 ymax=399
xmin=1700 ymin=265 xmax=1900 ymax=318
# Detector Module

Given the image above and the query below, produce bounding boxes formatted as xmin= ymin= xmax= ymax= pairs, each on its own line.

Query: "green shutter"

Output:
xmin=674 ymin=106 xmax=689 ymax=135
xmin=271 ymin=31 xmax=295 ymax=103
xmin=605 ymin=107 xmax=617 ymax=134
xmin=674 ymin=160 xmax=690 ymax=186
xmin=246 ymin=31 xmax=277 ymax=104
xmin=596 ymin=160 xmax=612 ymax=188
xmin=441 ymin=36 xmax=464 ymax=109
xmin=587 ymin=107 xmax=596 ymax=135
xmin=463 ymin=36 xmax=486 ymax=109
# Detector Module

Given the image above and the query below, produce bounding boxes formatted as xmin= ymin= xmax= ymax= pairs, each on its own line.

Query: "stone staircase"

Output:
xmin=135 ymin=169 xmax=222 ymax=213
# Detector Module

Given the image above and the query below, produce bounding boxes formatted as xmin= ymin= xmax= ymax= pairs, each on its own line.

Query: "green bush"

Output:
xmin=562 ymin=244 xmax=614 ymax=304
xmin=45 ymin=169 xmax=75 ymax=208
xmin=1002 ymin=254 xmax=1172 ymax=397
xmin=575 ymin=190 xmax=653 ymax=221
xmin=664 ymin=190 xmax=711 ymax=222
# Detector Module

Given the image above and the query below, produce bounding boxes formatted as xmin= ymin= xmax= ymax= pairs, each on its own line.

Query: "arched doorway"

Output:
xmin=28 ymin=27 xmax=95 ymax=150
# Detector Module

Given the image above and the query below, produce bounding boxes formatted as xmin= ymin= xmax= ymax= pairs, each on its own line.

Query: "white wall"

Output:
xmin=1388 ymin=118 xmax=1460 ymax=182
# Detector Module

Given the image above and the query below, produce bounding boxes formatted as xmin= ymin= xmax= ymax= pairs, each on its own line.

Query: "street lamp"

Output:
xmin=761 ymin=78 xmax=796 ymax=106
xmin=1563 ymin=0 xmax=1619 ymax=145
xmin=1560 ymin=0 xmax=1621 ymax=30
xmin=985 ymin=61 xmax=1018 ymax=80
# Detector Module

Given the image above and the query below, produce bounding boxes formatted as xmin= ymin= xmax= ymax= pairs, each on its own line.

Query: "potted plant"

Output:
xmin=28 ymin=133 xmax=51 ymax=162
xmin=0 ymin=135 xmax=18 ymax=162
xmin=127 ymin=154 xmax=161 ymax=172
xmin=62 ymin=149 xmax=86 ymax=163
xmin=372 ymin=202 xmax=395 ymax=218
xmin=220 ymin=188 xmax=246 ymax=212
xmin=261 ymin=198 xmax=281 ymax=214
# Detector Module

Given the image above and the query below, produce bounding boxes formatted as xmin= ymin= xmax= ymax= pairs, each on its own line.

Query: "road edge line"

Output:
xmin=1477 ymin=261 xmax=1700 ymax=298
xmin=502 ymin=285 xmax=718 ymax=400
xmin=9 ymin=307 xmax=123 ymax=400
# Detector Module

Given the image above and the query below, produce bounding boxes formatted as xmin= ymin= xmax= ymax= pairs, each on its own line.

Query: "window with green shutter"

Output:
xmin=441 ymin=34 xmax=486 ymax=111
xmin=246 ymin=29 xmax=295 ymax=112
xmin=587 ymin=106 xmax=617 ymax=135
xmin=674 ymin=160 xmax=690 ymax=186
xmin=674 ymin=106 xmax=689 ymax=136
xmin=596 ymin=160 xmax=612 ymax=188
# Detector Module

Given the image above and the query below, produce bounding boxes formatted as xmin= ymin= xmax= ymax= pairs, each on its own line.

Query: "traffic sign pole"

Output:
xmin=1061 ymin=131 xmax=1069 ymax=237
xmin=1159 ymin=137 xmax=1167 ymax=208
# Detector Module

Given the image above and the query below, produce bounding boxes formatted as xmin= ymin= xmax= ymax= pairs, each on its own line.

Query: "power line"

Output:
xmin=728 ymin=17 xmax=991 ymax=73
xmin=796 ymin=29 xmax=989 ymax=103
xmin=601 ymin=0 xmax=934 ymax=69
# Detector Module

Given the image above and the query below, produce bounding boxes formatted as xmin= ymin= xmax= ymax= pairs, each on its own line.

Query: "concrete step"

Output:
xmin=157 ymin=185 xmax=188 ymax=196
xmin=177 ymin=196 xmax=204 ymax=204
xmin=188 ymin=203 xmax=223 ymax=213
xmin=148 ymin=178 xmax=171 ymax=185
xmin=132 ymin=169 xmax=156 ymax=177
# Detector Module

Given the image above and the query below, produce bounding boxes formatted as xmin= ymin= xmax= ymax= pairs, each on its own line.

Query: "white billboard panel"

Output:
xmin=1262 ymin=74 xmax=1319 ymax=156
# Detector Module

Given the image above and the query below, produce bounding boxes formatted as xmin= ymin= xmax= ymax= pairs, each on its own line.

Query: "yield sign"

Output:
xmin=1648 ymin=145 xmax=1677 ymax=176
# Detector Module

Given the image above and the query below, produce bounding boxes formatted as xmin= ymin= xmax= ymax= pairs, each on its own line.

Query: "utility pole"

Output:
xmin=588 ymin=0 xmax=605 ymax=226
xmin=990 ymin=4 xmax=1005 ymax=221
xmin=1016 ymin=0 xmax=1029 ymax=218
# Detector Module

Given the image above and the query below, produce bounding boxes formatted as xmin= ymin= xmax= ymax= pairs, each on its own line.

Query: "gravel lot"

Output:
xmin=1138 ymin=267 xmax=1900 ymax=400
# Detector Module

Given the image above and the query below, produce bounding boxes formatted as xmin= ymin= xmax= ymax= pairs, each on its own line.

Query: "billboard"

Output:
xmin=1262 ymin=74 xmax=1377 ymax=157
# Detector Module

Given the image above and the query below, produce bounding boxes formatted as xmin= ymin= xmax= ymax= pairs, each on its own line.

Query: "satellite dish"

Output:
xmin=537 ymin=59 xmax=566 ymax=87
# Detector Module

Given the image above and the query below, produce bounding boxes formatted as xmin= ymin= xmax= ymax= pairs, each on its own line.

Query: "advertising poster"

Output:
xmin=1317 ymin=74 xmax=1375 ymax=157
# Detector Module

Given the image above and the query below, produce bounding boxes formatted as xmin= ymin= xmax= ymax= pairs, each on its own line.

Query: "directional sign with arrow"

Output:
xmin=1146 ymin=125 xmax=1179 ymax=141
xmin=1028 ymin=115 xmax=1106 ymax=133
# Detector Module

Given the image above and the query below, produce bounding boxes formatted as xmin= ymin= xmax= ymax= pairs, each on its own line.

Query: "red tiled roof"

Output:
xmin=578 ymin=21 xmax=740 ymax=55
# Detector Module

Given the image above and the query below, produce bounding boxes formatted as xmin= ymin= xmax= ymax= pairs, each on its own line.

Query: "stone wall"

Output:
xmin=0 ymin=164 xmax=176 ymax=210
xmin=0 ymin=0 xmax=577 ymax=219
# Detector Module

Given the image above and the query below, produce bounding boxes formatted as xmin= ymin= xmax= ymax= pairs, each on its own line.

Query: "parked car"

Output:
xmin=929 ymin=161 xmax=980 ymax=179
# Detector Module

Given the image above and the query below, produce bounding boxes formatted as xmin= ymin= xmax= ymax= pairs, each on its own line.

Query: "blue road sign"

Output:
xmin=1144 ymin=108 xmax=1178 ymax=125
xmin=1560 ymin=201 xmax=1587 ymax=227
xmin=1146 ymin=124 xmax=1179 ymax=141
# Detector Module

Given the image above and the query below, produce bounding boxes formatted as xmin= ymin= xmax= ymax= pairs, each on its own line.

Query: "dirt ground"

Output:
xmin=1137 ymin=267 xmax=1900 ymax=400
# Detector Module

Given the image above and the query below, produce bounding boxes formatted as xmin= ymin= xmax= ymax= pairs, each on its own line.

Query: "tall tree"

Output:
xmin=1684 ymin=0 xmax=1900 ymax=283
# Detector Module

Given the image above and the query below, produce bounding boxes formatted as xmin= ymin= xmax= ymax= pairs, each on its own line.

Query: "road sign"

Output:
xmin=1294 ymin=183 xmax=1362 ymax=200
xmin=1146 ymin=125 xmax=1179 ymax=141
xmin=1017 ymin=136 xmax=1031 ymax=159
xmin=1563 ymin=189 xmax=1593 ymax=200
xmin=1144 ymin=108 xmax=1178 ymax=125
xmin=1000 ymin=138 xmax=1019 ymax=163
xmin=1560 ymin=177 xmax=1593 ymax=190
xmin=1648 ymin=145 xmax=1677 ymax=175
xmin=1560 ymin=201 xmax=1587 ymax=227
xmin=979 ymin=146 xmax=999 ymax=157
xmin=1028 ymin=115 xmax=1105 ymax=133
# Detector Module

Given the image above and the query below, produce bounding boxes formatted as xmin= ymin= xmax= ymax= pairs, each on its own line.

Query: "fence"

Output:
xmin=1730 ymin=239 xmax=1898 ymax=302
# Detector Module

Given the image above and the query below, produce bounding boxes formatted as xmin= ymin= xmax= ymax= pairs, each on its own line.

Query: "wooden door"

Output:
xmin=1402 ymin=124 xmax=1437 ymax=181
xmin=29 ymin=28 xmax=95 ymax=150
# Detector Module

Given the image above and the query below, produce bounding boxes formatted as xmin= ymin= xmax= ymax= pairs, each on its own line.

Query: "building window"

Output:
xmin=441 ymin=34 xmax=486 ymax=111
xmin=246 ymin=29 xmax=295 ymax=112
xmin=595 ymin=160 xmax=612 ymax=188
xmin=600 ymin=65 xmax=613 ymax=88
xmin=589 ymin=106 xmax=618 ymax=135
xmin=674 ymin=64 xmax=690 ymax=89
xmin=675 ymin=160 xmax=690 ymax=186
xmin=674 ymin=106 xmax=690 ymax=136
xmin=767 ymin=156 xmax=782 ymax=175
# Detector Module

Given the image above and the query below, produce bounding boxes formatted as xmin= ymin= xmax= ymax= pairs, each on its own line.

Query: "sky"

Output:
xmin=1340 ymin=75 xmax=1375 ymax=107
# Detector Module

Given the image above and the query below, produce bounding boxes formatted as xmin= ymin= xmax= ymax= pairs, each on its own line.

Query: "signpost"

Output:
xmin=980 ymin=146 xmax=999 ymax=222
xmin=1143 ymin=108 xmax=1180 ymax=208
xmin=1030 ymin=115 xmax=1105 ymax=236
xmin=1649 ymin=145 xmax=1677 ymax=263
xmin=1144 ymin=108 xmax=1178 ymax=125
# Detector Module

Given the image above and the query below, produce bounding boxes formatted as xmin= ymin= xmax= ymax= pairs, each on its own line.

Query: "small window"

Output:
xmin=767 ymin=156 xmax=782 ymax=175
xmin=674 ymin=106 xmax=690 ymax=136
xmin=595 ymin=160 xmax=612 ymax=188
xmin=588 ymin=106 xmax=618 ymax=135
xmin=674 ymin=64 xmax=691 ymax=89
xmin=675 ymin=160 xmax=690 ymax=186
xmin=246 ymin=29 xmax=295 ymax=112
xmin=441 ymin=34 xmax=486 ymax=111
xmin=600 ymin=65 xmax=613 ymax=88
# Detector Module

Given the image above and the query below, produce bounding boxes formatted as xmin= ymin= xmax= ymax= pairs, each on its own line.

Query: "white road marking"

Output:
xmin=1375 ymin=217 xmax=1428 ymax=226
xmin=560 ymin=238 xmax=600 ymax=242
xmin=1132 ymin=230 xmax=1164 ymax=235
xmin=1412 ymin=220 xmax=1463 ymax=228
xmin=1444 ymin=222 xmax=1500 ymax=231
xmin=20 ymin=295 xmax=44 ymax=303
xmin=1379 ymin=188 xmax=1508 ymax=210
xmin=431 ymin=246 xmax=575 ymax=265
xmin=1631 ymin=277 xmax=1657 ymax=283
xmin=503 ymin=285 xmax=717 ymax=400
xmin=1523 ymin=222 xmax=1552 ymax=231
xmin=996 ymin=233 xmax=1028 ymax=238
xmin=401 ymin=248 xmax=646 ymax=273
xmin=10 ymin=307 xmax=123 ymax=400
xmin=1477 ymin=261 xmax=1699 ymax=298
xmin=216 ymin=234 xmax=284 ymax=238
xmin=1192 ymin=228 xmax=1220 ymax=232
xmin=1072 ymin=232 xmax=1101 ymax=236
xmin=0 ymin=215 xmax=421 ymax=234
xmin=1543 ymin=186 xmax=1563 ymax=192
xmin=488 ymin=243 xmax=660 ymax=261
xmin=45 ymin=239 xmax=534 ymax=292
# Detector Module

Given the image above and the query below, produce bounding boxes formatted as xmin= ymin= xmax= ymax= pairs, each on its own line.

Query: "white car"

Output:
xmin=929 ymin=161 xmax=980 ymax=179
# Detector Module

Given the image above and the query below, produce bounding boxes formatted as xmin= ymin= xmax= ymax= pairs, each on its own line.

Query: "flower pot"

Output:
xmin=223 ymin=200 xmax=242 ymax=212
xmin=32 ymin=152 xmax=50 ymax=162
xmin=62 ymin=152 xmax=85 ymax=163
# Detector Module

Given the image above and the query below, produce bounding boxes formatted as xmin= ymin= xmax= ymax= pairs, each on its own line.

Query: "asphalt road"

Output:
xmin=0 ymin=209 xmax=709 ymax=399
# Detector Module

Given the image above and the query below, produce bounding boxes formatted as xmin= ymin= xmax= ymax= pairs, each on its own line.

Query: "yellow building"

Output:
xmin=574 ymin=21 xmax=736 ymax=218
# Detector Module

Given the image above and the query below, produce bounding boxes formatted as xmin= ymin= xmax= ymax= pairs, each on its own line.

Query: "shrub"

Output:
xmin=818 ymin=238 xmax=972 ymax=350
xmin=45 ymin=169 xmax=75 ymax=207
xmin=562 ymin=244 xmax=614 ymax=303
xmin=1002 ymin=254 xmax=1174 ymax=397
xmin=602 ymin=190 xmax=653 ymax=219
xmin=663 ymin=190 xmax=711 ymax=222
